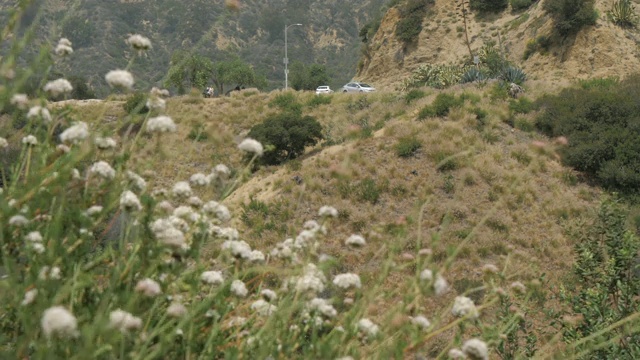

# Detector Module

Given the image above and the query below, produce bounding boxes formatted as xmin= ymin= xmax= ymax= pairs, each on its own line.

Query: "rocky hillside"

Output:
xmin=357 ymin=0 xmax=640 ymax=90
xmin=0 ymin=0 xmax=387 ymax=94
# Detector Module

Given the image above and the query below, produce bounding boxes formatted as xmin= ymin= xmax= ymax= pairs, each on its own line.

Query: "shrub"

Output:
xmin=306 ymin=94 xmax=332 ymax=108
xmin=578 ymin=76 xmax=619 ymax=90
xmin=509 ymin=97 xmax=535 ymax=114
xmin=559 ymin=199 xmax=640 ymax=358
xmin=187 ymin=123 xmax=209 ymax=142
xmin=404 ymin=89 xmax=426 ymax=104
xmin=418 ymin=93 xmax=462 ymax=119
xmin=247 ymin=111 xmax=324 ymax=165
xmin=543 ymin=0 xmax=597 ymax=35
xmin=470 ymin=0 xmax=509 ymax=12
xmin=269 ymin=92 xmax=302 ymax=114
xmin=610 ymin=0 xmax=637 ymax=28
xmin=396 ymin=136 xmax=422 ymax=157
xmin=123 ymin=92 xmax=149 ymax=114
xmin=355 ymin=178 xmax=382 ymax=204
xmin=510 ymin=0 xmax=535 ymax=11
xmin=395 ymin=0 xmax=434 ymax=44
xmin=536 ymin=75 xmax=640 ymax=191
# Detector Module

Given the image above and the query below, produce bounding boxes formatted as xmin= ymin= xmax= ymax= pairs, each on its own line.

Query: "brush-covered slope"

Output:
xmin=47 ymin=86 xmax=601 ymax=295
xmin=358 ymin=0 xmax=640 ymax=90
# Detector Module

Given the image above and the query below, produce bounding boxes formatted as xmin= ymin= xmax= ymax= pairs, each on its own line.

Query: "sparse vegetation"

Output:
xmin=395 ymin=0 xmax=434 ymax=44
xmin=418 ymin=93 xmax=463 ymax=119
xmin=396 ymin=136 xmax=422 ymax=157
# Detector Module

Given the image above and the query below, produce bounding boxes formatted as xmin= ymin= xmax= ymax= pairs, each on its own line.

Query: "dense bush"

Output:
xmin=123 ymin=92 xmax=150 ymax=114
xmin=306 ymin=94 xmax=332 ymax=108
xmin=247 ymin=111 xmax=324 ymax=165
xmin=510 ymin=0 xmax=535 ymax=11
xmin=395 ymin=0 xmax=434 ymax=44
xmin=558 ymin=199 xmax=640 ymax=358
xmin=470 ymin=0 xmax=509 ymax=12
xmin=543 ymin=0 xmax=598 ymax=35
xmin=418 ymin=93 xmax=463 ymax=119
xmin=404 ymin=89 xmax=426 ymax=104
xmin=269 ymin=92 xmax=303 ymax=114
xmin=536 ymin=76 xmax=640 ymax=191
xmin=396 ymin=136 xmax=422 ymax=157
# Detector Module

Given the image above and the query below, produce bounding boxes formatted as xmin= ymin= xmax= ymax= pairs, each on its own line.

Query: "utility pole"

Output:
xmin=284 ymin=23 xmax=302 ymax=90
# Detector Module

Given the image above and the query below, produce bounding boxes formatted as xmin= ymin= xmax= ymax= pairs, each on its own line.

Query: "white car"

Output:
xmin=315 ymin=86 xmax=333 ymax=95
xmin=341 ymin=82 xmax=376 ymax=93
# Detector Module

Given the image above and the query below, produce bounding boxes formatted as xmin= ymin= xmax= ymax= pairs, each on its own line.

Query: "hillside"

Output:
xmin=357 ymin=0 xmax=640 ymax=90
xmin=0 ymin=0 xmax=387 ymax=94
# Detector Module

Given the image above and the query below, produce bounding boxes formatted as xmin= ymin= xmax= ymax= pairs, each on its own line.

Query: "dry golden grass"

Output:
xmin=64 ymin=86 xmax=600 ymax=343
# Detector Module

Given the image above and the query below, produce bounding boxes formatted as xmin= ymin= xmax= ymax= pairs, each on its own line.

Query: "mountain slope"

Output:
xmin=357 ymin=0 xmax=640 ymax=90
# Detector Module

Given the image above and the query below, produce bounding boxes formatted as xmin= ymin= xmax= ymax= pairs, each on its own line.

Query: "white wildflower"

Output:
xmin=261 ymin=289 xmax=277 ymax=302
xmin=172 ymin=181 xmax=192 ymax=198
xmin=147 ymin=116 xmax=176 ymax=133
xmin=410 ymin=315 xmax=431 ymax=330
xmin=202 ymin=201 xmax=231 ymax=222
xmin=105 ymin=69 xmax=134 ymax=90
xmin=318 ymin=205 xmax=338 ymax=217
xmin=0 ymin=137 xmax=7 ymax=148
xmin=39 ymin=266 xmax=62 ymax=280
xmin=221 ymin=240 xmax=252 ymax=259
xmin=333 ymin=273 xmax=362 ymax=289
xmin=109 ymin=309 xmax=143 ymax=333
xmin=230 ymin=280 xmax=248 ymax=298
xmin=126 ymin=171 xmax=147 ymax=191
xmin=120 ymin=190 xmax=142 ymax=211
xmin=21 ymin=289 xmax=38 ymax=306
xmin=135 ymin=278 xmax=162 ymax=297
xmin=27 ymin=106 xmax=51 ymax=123
xmin=59 ymin=122 xmax=89 ymax=144
xmin=41 ymin=306 xmax=78 ymax=338
xmin=95 ymin=136 xmax=117 ymax=150
xmin=434 ymin=274 xmax=449 ymax=295
xmin=448 ymin=348 xmax=466 ymax=359
xmin=294 ymin=264 xmax=327 ymax=294
xmin=510 ymin=281 xmax=526 ymax=294
xmin=227 ymin=316 xmax=247 ymax=327
xmin=345 ymin=234 xmax=366 ymax=247
xmin=44 ymin=78 xmax=73 ymax=97
xmin=151 ymin=87 xmax=170 ymax=97
xmin=22 ymin=135 xmax=38 ymax=146
xmin=90 ymin=161 xmax=116 ymax=180
xmin=190 ymin=173 xmax=209 ymax=186
xmin=482 ymin=264 xmax=499 ymax=275
xmin=294 ymin=229 xmax=317 ymax=249
xmin=127 ymin=34 xmax=152 ymax=51
xmin=187 ymin=196 xmax=203 ymax=207
xmin=452 ymin=296 xmax=479 ymax=319
xmin=251 ymin=299 xmax=277 ymax=316
xmin=308 ymin=298 xmax=337 ymax=318
xmin=157 ymin=200 xmax=174 ymax=213
xmin=25 ymin=231 xmax=43 ymax=243
xmin=10 ymin=94 xmax=28 ymax=109
xmin=9 ymin=215 xmax=29 ymax=226
xmin=57 ymin=144 xmax=70 ymax=153
xmin=357 ymin=318 xmax=379 ymax=337
xmin=167 ymin=302 xmax=187 ymax=318
xmin=249 ymin=250 xmax=265 ymax=262
xmin=201 ymin=271 xmax=224 ymax=285
xmin=462 ymin=338 xmax=489 ymax=360
xmin=146 ymin=96 xmax=165 ymax=111
xmin=214 ymin=164 xmax=230 ymax=177
xmin=238 ymin=138 xmax=263 ymax=156
xmin=173 ymin=206 xmax=201 ymax=223
xmin=55 ymin=38 xmax=73 ymax=56
xmin=85 ymin=206 xmax=104 ymax=218
xmin=31 ymin=242 xmax=45 ymax=254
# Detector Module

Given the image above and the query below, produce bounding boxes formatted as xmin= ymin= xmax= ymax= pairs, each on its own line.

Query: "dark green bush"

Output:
xmin=536 ymin=75 xmax=640 ymax=191
xmin=418 ymin=93 xmax=462 ymax=119
xmin=395 ymin=0 xmax=434 ymax=44
xmin=396 ymin=136 xmax=422 ymax=157
xmin=578 ymin=76 xmax=619 ymax=90
xmin=510 ymin=0 xmax=535 ymax=11
xmin=543 ymin=0 xmax=597 ymax=35
xmin=247 ymin=111 xmax=324 ymax=165
xmin=306 ymin=94 xmax=332 ymax=108
xmin=269 ymin=92 xmax=302 ymax=114
xmin=509 ymin=97 xmax=535 ymax=114
xmin=404 ymin=89 xmax=426 ymax=104
xmin=470 ymin=0 xmax=509 ymax=12
xmin=123 ymin=92 xmax=149 ymax=114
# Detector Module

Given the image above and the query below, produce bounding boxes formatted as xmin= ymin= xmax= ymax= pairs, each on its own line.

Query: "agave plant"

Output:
xmin=460 ymin=67 xmax=488 ymax=84
xmin=500 ymin=66 xmax=527 ymax=85
xmin=611 ymin=0 xmax=637 ymax=28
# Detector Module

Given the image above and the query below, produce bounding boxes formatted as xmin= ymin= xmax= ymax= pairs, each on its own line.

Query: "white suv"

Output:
xmin=315 ymin=86 xmax=333 ymax=95
xmin=341 ymin=82 xmax=376 ymax=93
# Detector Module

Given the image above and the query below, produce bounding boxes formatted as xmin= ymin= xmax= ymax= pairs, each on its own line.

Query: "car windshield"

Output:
xmin=358 ymin=83 xmax=373 ymax=88
xmin=318 ymin=86 xmax=328 ymax=89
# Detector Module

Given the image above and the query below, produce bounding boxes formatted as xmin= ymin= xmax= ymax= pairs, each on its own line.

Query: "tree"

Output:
xmin=211 ymin=57 xmax=258 ymax=95
xmin=543 ymin=0 xmax=597 ymax=35
xmin=164 ymin=51 xmax=214 ymax=94
xmin=289 ymin=62 xmax=329 ymax=91
xmin=247 ymin=111 xmax=324 ymax=165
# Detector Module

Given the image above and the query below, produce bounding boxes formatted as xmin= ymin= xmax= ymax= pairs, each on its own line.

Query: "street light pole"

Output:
xmin=284 ymin=23 xmax=302 ymax=90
